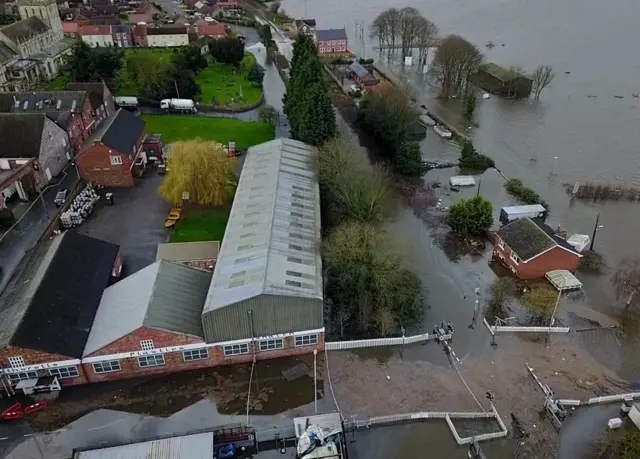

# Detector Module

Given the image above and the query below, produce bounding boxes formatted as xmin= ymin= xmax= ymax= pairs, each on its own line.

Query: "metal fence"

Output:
xmin=325 ymin=333 xmax=431 ymax=351
xmin=483 ymin=318 xmax=570 ymax=335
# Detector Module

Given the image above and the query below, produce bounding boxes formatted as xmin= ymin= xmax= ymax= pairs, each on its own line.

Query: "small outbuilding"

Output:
xmin=472 ymin=62 xmax=533 ymax=98
xmin=500 ymin=204 xmax=547 ymax=223
xmin=348 ymin=62 xmax=379 ymax=87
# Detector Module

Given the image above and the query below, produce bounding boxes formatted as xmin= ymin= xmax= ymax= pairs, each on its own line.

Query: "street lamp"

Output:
xmin=313 ymin=349 xmax=318 ymax=413
xmin=589 ymin=213 xmax=604 ymax=251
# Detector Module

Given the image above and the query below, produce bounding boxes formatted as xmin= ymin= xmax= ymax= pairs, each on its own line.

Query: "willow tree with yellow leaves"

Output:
xmin=159 ymin=139 xmax=237 ymax=206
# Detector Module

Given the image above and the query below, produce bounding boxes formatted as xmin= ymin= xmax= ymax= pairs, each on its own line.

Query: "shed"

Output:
xmin=546 ymin=269 xmax=582 ymax=291
xmin=449 ymin=176 xmax=476 ymax=187
xmin=567 ymin=234 xmax=590 ymax=253
xmin=348 ymin=62 xmax=379 ymax=86
xmin=73 ymin=432 xmax=214 ymax=459
xmin=201 ymin=139 xmax=323 ymax=343
xmin=472 ymin=62 xmax=533 ymax=98
xmin=500 ymin=204 xmax=547 ymax=223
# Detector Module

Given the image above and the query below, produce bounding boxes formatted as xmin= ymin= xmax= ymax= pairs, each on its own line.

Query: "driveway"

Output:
xmin=0 ymin=165 xmax=79 ymax=294
xmin=77 ymin=172 xmax=171 ymax=276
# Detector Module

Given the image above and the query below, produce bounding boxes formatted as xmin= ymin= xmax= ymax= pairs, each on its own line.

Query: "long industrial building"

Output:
xmin=0 ymin=138 xmax=325 ymax=387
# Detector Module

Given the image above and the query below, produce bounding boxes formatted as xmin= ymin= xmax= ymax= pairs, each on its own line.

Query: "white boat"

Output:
xmin=433 ymin=125 xmax=452 ymax=138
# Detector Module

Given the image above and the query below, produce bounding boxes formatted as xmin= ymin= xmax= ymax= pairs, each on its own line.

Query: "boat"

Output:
xmin=433 ymin=125 xmax=452 ymax=138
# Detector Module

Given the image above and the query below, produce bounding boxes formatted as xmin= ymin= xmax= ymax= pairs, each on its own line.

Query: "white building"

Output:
xmin=146 ymin=26 xmax=189 ymax=47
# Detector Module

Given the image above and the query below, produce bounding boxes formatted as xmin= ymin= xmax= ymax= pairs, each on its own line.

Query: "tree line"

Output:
xmin=283 ymin=34 xmax=336 ymax=146
xmin=280 ymin=35 xmax=424 ymax=337
xmin=357 ymin=84 xmax=423 ymax=176
xmin=319 ymin=138 xmax=425 ymax=337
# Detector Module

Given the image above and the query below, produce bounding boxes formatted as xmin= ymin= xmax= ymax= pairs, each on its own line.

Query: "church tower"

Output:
xmin=17 ymin=0 xmax=64 ymax=41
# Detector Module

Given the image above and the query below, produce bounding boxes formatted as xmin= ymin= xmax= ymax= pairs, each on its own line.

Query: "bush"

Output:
xmin=394 ymin=141 xmax=423 ymax=176
xmin=448 ymin=195 xmax=493 ymax=236
xmin=458 ymin=140 xmax=494 ymax=171
xmin=246 ymin=63 xmax=264 ymax=85
xmin=504 ymin=178 xmax=548 ymax=208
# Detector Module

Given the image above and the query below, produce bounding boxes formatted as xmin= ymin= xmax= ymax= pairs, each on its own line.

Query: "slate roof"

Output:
xmin=315 ymin=28 xmax=347 ymax=41
xmin=84 ymin=108 xmax=145 ymax=155
xmin=0 ymin=16 xmax=49 ymax=43
xmin=0 ymin=231 xmax=119 ymax=358
xmin=349 ymin=62 xmax=369 ymax=78
xmin=67 ymin=82 xmax=107 ymax=111
xmin=480 ymin=62 xmax=530 ymax=83
xmin=295 ymin=19 xmax=316 ymax=28
xmin=147 ymin=25 xmax=187 ymax=35
xmin=83 ymin=261 xmax=212 ymax=356
xmin=0 ymin=113 xmax=45 ymax=159
xmin=0 ymin=91 xmax=87 ymax=113
xmin=0 ymin=41 xmax=17 ymax=65
xmin=496 ymin=217 xmax=581 ymax=262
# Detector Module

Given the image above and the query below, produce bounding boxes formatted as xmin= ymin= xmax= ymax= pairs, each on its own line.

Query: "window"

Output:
xmin=259 ymin=339 xmax=283 ymax=351
xmin=62 ymin=137 xmax=67 ymax=147
xmin=286 ymin=270 xmax=303 ymax=277
xmin=110 ymin=155 xmax=123 ymax=165
xmin=289 ymin=244 xmax=303 ymax=251
xmin=138 ymin=355 xmax=165 ymax=368
xmin=286 ymin=280 xmax=302 ymax=288
xmin=8 ymin=356 xmax=25 ymax=368
xmin=183 ymin=348 xmax=209 ymax=362
xmin=510 ymin=252 xmax=521 ymax=264
xmin=319 ymin=47 xmax=325 ymax=53
xmin=224 ymin=343 xmax=249 ymax=356
xmin=140 ymin=340 xmax=154 ymax=351
xmin=93 ymin=360 xmax=121 ymax=373
xmin=49 ymin=366 xmax=79 ymax=379
xmin=497 ymin=237 xmax=504 ymax=249
xmin=8 ymin=372 xmax=37 ymax=384
xmin=295 ymin=334 xmax=318 ymax=347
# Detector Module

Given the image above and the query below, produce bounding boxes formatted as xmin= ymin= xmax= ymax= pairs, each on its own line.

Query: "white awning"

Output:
xmin=546 ymin=269 xmax=582 ymax=291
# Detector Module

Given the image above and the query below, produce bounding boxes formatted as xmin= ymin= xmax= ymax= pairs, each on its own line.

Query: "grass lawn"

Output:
xmin=141 ymin=114 xmax=274 ymax=149
xmin=116 ymin=48 xmax=176 ymax=96
xmin=197 ymin=54 xmax=262 ymax=108
xmin=44 ymin=74 xmax=69 ymax=90
xmin=171 ymin=208 xmax=230 ymax=243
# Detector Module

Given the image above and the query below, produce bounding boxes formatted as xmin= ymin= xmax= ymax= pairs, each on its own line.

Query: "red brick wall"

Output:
xmin=77 ymin=128 xmax=146 ymax=187
xmin=66 ymin=97 xmax=96 ymax=153
xmin=0 ymin=346 xmax=88 ymax=387
xmin=83 ymin=328 xmax=325 ymax=383
xmin=494 ymin=242 xmax=580 ymax=280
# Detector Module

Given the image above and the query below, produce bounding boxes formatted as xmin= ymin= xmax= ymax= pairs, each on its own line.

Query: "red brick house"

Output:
xmin=0 ymin=91 xmax=96 ymax=153
xmin=0 ymin=231 xmax=121 ymax=392
xmin=193 ymin=20 xmax=226 ymax=38
xmin=67 ymin=81 xmax=116 ymax=126
xmin=493 ymin=217 xmax=582 ymax=279
xmin=314 ymin=28 xmax=348 ymax=56
xmin=349 ymin=62 xmax=379 ymax=87
xmin=76 ymin=109 xmax=147 ymax=187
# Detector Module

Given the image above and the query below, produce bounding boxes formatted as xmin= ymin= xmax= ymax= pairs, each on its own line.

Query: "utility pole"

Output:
xmin=476 ymin=179 xmax=482 ymax=197
xmin=174 ymin=79 xmax=180 ymax=98
xmin=589 ymin=213 xmax=603 ymax=251
xmin=313 ymin=349 xmax=318 ymax=413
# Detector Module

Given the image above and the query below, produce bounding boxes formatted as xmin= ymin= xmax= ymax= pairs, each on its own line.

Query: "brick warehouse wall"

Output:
xmin=0 ymin=345 xmax=88 ymax=387
xmin=83 ymin=327 xmax=325 ymax=383
xmin=76 ymin=128 xmax=146 ymax=188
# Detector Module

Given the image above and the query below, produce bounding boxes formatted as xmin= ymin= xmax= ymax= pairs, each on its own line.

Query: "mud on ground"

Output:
xmin=23 ymin=356 xmax=322 ymax=432
xmin=325 ymin=334 xmax=627 ymax=459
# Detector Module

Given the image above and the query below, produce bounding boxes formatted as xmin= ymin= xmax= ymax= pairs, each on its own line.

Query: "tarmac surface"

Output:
xmin=77 ymin=172 xmax=171 ymax=276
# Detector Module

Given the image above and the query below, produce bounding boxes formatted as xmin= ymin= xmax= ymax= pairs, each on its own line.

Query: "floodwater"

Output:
xmin=280 ymin=0 xmax=640 ymax=378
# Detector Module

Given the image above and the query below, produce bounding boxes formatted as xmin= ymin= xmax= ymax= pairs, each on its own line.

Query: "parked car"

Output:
xmin=54 ymin=189 xmax=69 ymax=207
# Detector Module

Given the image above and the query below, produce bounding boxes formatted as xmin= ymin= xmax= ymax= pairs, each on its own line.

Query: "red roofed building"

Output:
xmin=216 ymin=0 xmax=240 ymax=9
xmin=132 ymin=23 xmax=148 ymax=46
xmin=193 ymin=20 xmax=226 ymax=38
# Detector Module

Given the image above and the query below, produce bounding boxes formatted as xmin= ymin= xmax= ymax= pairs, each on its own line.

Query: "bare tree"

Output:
xmin=414 ymin=16 xmax=438 ymax=65
xmin=612 ymin=258 xmax=640 ymax=309
xmin=429 ymin=35 xmax=483 ymax=98
xmin=531 ymin=65 xmax=555 ymax=99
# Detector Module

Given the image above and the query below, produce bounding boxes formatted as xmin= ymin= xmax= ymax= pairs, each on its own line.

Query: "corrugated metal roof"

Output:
xmin=75 ymin=432 xmax=214 ymax=459
xmin=156 ymin=241 xmax=220 ymax=262
xmin=203 ymin=138 xmax=323 ymax=313
xmin=83 ymin=261 xmax=211 ymax=356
